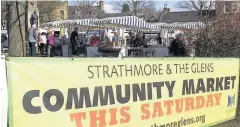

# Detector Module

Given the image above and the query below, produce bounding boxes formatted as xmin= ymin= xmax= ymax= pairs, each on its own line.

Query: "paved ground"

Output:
xmin=214 ymin=92 xmax=240 ymax=127
xmin=213 ymin=119 xmax=237 ymax=127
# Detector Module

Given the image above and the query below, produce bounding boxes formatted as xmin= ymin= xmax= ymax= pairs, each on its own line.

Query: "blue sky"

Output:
xmin=157 ymin=1 xmax=178 ymax=9
xmin=68 ymin=1 xmax=182 ymax=13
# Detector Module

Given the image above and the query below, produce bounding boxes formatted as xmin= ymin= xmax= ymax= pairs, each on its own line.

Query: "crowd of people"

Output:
xmin=28 ymin=24 xmax=56 ymax=57
xmin=169 ymin=34 xmax=196 ymax=57
xmin=26 ymin=25 xmax=195 ymax=57
xmin=127 ymin=32 xmax=163 ymax=47
xmin=126 ymin=32 xmax=195 ymax=57
xmin=70 ymin=27 xmax=100 ymax=56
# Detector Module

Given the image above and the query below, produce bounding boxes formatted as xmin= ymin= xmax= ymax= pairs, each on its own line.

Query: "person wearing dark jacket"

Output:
xmin=70 ymin=27 xmax=78 ymax=55
xmin=133 ymin=33 xmax=144 ymax=47
xmin=169 ymin=35 xmax=186 ymax=56
xmin=156 ymin=33 xmax=162 ymax=45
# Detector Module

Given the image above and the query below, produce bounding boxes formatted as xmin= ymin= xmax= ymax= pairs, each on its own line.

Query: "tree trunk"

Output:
xmin=7 ymin=1 xmax=26 ymax=57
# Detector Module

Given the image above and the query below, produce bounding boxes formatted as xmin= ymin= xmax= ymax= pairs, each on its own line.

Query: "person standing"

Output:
xmin=76 ymin=34 xmax=86 ymax=56
xmin=90 ymin=33 xmax=99 ymax=47
xmin=133 ymin=32 xmax=142 ymax=47
xmin=156 ymin=33 xmax=162 ymax=45
xmin=47 ymin=31 xmax=55 ymax=57
xmin=112 ymin=32 xmax=119 ymax=46
xmin=1 ymin=34 xmax=7 ymax=52
xmin=39 ymin=32 xmax=47 ymax=55
xmin=70 ymin=27 xmax=78 ymax=55
xmin=186 ymin=37 xmax=195 ymax=57
xmin=129 ymin=32 xmax=136 ymax=47
xmin=46 ymin=30 xmax=50 ymax=54
xmin=104 ymin=34 xmax=111 ymax=46
xmin=1 ymin=36 xmax=3 ymax=52
xmin=37 ymin=33 xmax=41 ymax=54
xmin=142 ymin=34 xmax=146 ymax=40
xmin=169 ymin=34 xmax=186 ymax=57
xmin=28 ymin=24 xmax=37 ymax=57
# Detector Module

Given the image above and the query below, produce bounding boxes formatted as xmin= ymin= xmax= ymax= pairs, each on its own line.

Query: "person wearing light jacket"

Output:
xmin=76 ymin=34 xmax=87 ymax=56
xmin=28 ymin=24 xmax=37 ymax=57
xmin=39 ymin=32 xmax=47 ymax=55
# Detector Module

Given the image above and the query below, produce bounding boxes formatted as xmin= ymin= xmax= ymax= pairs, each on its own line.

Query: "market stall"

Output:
xmin=93 ymin=16 xmax=153 ymax=30
xmin=41 ymin=16 xmax=172 ymax=58
xmin=152 ymin=21 xmax=205 ymax=30
xmin=151 ymin=21 xmax=205 ymax=45
xmin=88 ymin=16 xmax=170 ymax=57
xmin=43 ymin=18 xmax=100 ymax=57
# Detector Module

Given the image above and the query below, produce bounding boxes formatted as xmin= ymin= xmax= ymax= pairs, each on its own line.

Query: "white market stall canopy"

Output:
xmin=91 ymin=16 xmax=154 ymax=30
xmin=152 ymin=22 xmax=205 ymax=30
xmin=43 ymin=19 xmax=97 ymax=27
xmin=43 ymin=16 xmax=154 ymax=30
xmin=43 ymin=18 xmax=205 ymax=31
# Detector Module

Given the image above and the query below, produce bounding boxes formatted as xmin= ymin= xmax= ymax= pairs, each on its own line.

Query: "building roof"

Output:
xmin=96 ymin=13 xmax=134 ymax=19
xmin=147 ymin=10 xmax=216 ymax=23
xmin=160 ymin=11 xmax=201 ymax=23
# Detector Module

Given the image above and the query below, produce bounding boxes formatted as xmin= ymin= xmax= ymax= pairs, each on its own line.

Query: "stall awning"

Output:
xmin=43 ymin=17 xmax=205 ymax=31
xmin=91 ymin=16 xmax=154 ymax=30
xmin=42 ymin=18 xmax=99 ymax=28
xmin=152 ymin=22 xmax=205 ymax=30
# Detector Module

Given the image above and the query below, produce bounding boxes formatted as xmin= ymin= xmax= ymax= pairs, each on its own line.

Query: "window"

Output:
xmin=74 ymin=10 xmax=81 ymax=16
xmin=60 ymin=10 xmax=64 ymax=20
xmin=75 ymin=10 xmax=79 ymax=15
xmin=232 ymin=5 xmax=237 ymax=12
xmin=225 ymin=1 xmax=231 ymax=12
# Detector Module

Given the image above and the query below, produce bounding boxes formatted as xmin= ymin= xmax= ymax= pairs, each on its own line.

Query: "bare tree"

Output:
xmin=121 ymin=3 xmax=130 ymax=13
xmin=1 ymin=1 xmax=7 ymax=30
xmin=72 ymin=0 xmax=100 ymax=19
xmin=175 ymin=0 xmax=215 ymax=16
xmin=175 ymin=1 xmax=240 ymax=57
xmin=195 ymin=12 xmax=240 ymax=57
xmin=110 ymin=0 xmax=157 ymax=16
xmin=37 ymin=1 xmax=61 ymax=23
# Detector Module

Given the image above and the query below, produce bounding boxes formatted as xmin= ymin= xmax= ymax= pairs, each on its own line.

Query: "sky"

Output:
xmin=103 ymin=1 xmax=182 ymax=13
xmin=68 ymin=1 xmax=186 ymax=13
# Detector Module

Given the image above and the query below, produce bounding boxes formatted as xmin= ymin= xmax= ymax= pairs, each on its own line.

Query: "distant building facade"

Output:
xmin=215 ymin=1 xmax=240 ymax=13
xmin=39 ymin=1 xmax=68 ymax=23
xmin=52 ymin=1 xmax=68 ymax=21
xmin=68 ymin=0 xmax=104 ymax=19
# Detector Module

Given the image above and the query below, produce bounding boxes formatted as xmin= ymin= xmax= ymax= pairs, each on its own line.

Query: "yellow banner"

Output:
xmin=60 ymin=28 xmax=65 ymax=37
xmin=7 ymin=58 xmax=239 ymax=127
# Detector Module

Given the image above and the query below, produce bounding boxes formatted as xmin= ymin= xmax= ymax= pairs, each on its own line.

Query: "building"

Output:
xmin=145 ymin=2 xmax=217 ymax=44
xmin=39 ymin=1 xmax=68 ymax=24
xmin=147 ymin=11 xmax=201 ymax=43
xmin=147 ymin=11 xmax=201 ymax=23
xmin=215 ymin=1 xmax=240 ymax=13
xmin=96 ymin=13 xmax=133 ymax=19
xmin=68 ymin=0 xmax=104 ymax=19
xmin=146 ymin=8 xmax=216 ymax=44
xmin=52 ymin=1 xmax=68 ymax=21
